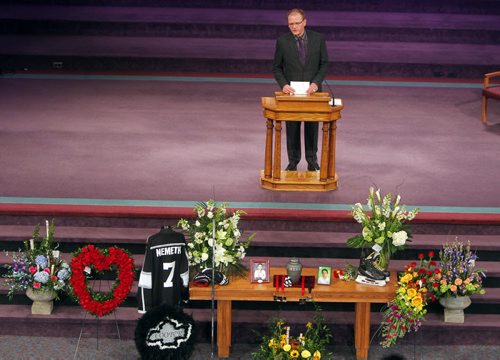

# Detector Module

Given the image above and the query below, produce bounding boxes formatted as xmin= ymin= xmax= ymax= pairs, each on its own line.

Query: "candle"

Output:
xmin=286 ymin=326 xmax=290 ymax=345
xmin=29 ymin=238 xmax=35 ymax=250
xmin=45 ymin=220 xmax=49 ymax=238
xmin=51 ymin=264 xmax=55 ymax=275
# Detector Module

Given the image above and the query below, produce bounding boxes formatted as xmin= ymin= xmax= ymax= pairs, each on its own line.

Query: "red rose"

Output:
xmin=410 ymin=262 xmax=417 ymax=268
xmin=44 ymin=268 xmax=50 ymax=273
xmin=50 ymin=275 xmax=58 ymax=282
xmin=428 ymin=250 xmax=435 ymax=258
xmin=33 ymin=282 xmax=41 ymax=289
xmin=418 ymin=253 xmax=424 ymax=259
xmin=430 ymin=261 xmax=436 ymax=266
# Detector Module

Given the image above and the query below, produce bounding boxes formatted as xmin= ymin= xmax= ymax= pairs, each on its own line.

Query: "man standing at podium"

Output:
xmin=273 ymin=8 xmax=329 ymax=171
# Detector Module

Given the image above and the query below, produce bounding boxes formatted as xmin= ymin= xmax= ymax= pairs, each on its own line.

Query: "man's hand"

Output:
xmin=282 ymin=84 xmax=295 ymax=95
xmin=307 ymin=83 xmax=319 ymax=95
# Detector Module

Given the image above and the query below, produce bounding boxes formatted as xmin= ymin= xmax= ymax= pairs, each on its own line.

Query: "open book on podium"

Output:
xmin=260 ymin=92 xmax=343 ymax=192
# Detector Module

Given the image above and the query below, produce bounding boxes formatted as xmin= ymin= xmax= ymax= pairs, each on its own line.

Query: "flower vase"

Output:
xmin=286 ymin=257 xmax=303 ymax=284
xmin=377 ymin=249 xmax=391 ymax=274
xmin=26 ymin=287 xmax=57 ymax=315
xmin=439 ymin=295 xmax=471 ymax=323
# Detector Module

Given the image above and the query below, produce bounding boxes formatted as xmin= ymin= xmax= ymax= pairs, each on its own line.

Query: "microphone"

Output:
xmin=323 ymin=79 xmax=335 ymax=106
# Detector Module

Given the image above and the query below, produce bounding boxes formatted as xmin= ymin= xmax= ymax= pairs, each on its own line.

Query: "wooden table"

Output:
xmin=189 ymin=267 xmax=397 ymax=359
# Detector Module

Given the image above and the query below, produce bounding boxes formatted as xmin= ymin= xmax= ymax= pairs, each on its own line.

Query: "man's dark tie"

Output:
xmin=298 ymin=37 xmax=306 ymax=64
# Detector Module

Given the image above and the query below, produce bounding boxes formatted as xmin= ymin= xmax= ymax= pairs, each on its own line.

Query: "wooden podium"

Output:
xmin=260 ymin=92 xmax=343 ymax=191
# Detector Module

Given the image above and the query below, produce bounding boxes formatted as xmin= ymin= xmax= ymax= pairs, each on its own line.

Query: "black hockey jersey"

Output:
xmin=137 ymin=226 xmax=189 ymax=313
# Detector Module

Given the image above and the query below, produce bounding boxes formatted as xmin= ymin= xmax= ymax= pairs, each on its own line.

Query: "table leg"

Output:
xmin=217 ymin=300 xmax=232 ymax=358
xmin=354 ymin=302 xmax=370 ymax=360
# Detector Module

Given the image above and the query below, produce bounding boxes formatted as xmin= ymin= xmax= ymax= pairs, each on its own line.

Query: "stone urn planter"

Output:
xmin=439 ymin=295 xmax=471 ymax=323
xmin=26 ymin=287 xmax=57 ymax=315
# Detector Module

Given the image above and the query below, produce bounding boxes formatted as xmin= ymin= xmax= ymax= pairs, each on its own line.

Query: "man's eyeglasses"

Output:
xmin=288 ymin=19 xmax=304 ymax=27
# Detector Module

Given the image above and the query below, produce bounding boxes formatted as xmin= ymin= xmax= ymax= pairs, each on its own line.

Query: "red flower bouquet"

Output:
xmin=379 ymin=251 xmax=441 ymax=347
xmin=69 ymin=245 xmax=135 ymax=317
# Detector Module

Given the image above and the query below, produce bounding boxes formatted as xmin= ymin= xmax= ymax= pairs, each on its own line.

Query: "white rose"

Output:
xmin=201 ymin=253 xmax=209 ymax=261
xmin=392 ymin=231 xmax=408 ymax=246
xmin=207 ymin=211 xmax=214 ymax=219
xmin=195 ymin=220 xmax=200 ymax=227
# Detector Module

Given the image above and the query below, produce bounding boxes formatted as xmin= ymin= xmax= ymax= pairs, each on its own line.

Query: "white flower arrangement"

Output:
xmin=348 ymin=187 xmax=419 ymax=263
xmin=178 ymin=200 xmax=254 ymax=275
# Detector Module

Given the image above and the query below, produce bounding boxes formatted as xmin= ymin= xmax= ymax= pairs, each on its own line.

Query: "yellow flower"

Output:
xmin=306 ymin=321 xmax=313 ymax=329
xmin=290 ymin=350 xmax=299 ymax=358
xmin=268 ymin=339 xmax=275 ymax=347
xmin=301 ymin=349 xmax=312 ymax=358
xmin=313 ymin=350 xmax=321 ymax=359
xmin=400 ymin=273 xmax=413 ymax=283
xmin=406 ymin=288 xmax=417 ymax=298
xmin=411 ymin=295 xmax=423 ymax=307
xmin=283 ymin=344 xmax=292 ymax=352
xmin=280 ymin=340 xmax=286 ymax=348
xmin=281 ymin=334 xmax=287 ymax=341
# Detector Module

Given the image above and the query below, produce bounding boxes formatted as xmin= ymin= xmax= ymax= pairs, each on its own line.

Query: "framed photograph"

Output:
xmin=317 ymin=266 xmax=332 ymax=285
xmin=250 ymin=258 xmax=270 ymax=283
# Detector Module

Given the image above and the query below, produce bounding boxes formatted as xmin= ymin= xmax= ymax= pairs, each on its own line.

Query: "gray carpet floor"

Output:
xmin=0 ymin=335 xmax=499 ymax=360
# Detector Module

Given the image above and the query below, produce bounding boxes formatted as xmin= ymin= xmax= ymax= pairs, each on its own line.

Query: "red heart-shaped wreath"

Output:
xmin=69 ymin=245 xmax=135 ymax=317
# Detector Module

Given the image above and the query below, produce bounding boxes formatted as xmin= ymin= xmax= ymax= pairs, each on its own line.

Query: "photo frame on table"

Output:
xmin=250 ymin=258 xmax=270 ymax=283
xmin=317 ymin=266 xmax=332 ymax=285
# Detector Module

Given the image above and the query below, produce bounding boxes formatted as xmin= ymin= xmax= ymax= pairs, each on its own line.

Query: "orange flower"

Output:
xmin=454 ymin=278 xmax=463 ymax=286
xmin=450 ymin=285 xmax=457 ymax=292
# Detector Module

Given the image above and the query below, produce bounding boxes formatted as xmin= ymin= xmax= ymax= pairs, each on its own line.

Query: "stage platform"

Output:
xmin=1 ymin=73 xmax=500 ymax=222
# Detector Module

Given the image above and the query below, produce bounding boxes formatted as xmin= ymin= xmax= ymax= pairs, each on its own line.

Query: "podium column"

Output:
xmin=264 ymin=119 xmax=274 ymax=179
xmin=273 ymin=121 xmax=282 ymax=181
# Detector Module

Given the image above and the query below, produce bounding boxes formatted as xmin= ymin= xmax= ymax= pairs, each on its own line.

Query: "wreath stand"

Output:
xmin=73 ymin=279 xmax=122 ymax=360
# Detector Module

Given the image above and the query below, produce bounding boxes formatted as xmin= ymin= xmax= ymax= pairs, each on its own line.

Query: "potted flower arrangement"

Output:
xmin=347 ymin=187 xmax=419 ymax=276
xmin=178 ymin=200 xmax=254 ymax=279
xmin=252 ymin=310 xmax=333 ymax=360
xmin=379 ymin=251 xmax=441 ymax=347
xmin=437 ymin=239 xmax=486 ymax=323
xmin=2 ymin=220 xmax=71 ymax=314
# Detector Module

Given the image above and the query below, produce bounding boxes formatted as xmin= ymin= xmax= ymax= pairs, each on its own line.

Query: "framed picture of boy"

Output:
xmin=317 ymin=266 xmax=332 ymax=285
xmin=250 ymin=258 xmax=270 ymax=283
